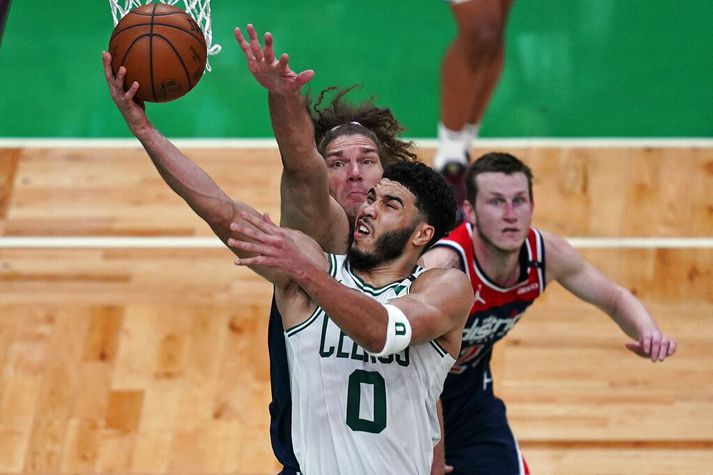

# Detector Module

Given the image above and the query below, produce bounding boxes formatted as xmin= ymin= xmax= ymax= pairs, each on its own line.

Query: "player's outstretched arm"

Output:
xmin=102 ymin=51 xmax=150 ymax=136
xmin=544 ymin=231 xmax=677 ymax=362
xmin=234 ymin=25 xmax=347 ymax=252
xmin=234 ymin=25 xmax=314 ymax=96
xmin=102 ymin=51 xmax=267 ymax=254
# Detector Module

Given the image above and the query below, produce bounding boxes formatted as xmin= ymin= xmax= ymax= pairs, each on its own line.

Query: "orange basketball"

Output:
xmin=108 ymin=3 xmax=207 ymax=103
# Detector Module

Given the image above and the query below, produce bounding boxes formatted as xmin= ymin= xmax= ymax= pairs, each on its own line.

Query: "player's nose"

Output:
xmin=346 ymin=161 xmax=363 ymax=181
xmin=503 ymin=202 xmax=517 ymax=220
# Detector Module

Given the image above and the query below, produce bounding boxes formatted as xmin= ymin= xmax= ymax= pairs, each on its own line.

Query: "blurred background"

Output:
xmin=1 ymin=0 xmax=712 ymax=139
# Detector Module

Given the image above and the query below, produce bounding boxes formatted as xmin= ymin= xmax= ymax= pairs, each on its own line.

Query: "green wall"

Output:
xmin=1 ymin=0 xmax=711 ymax=138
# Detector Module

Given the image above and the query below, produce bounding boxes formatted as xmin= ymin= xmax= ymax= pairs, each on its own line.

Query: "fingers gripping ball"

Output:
xmin=108 ymin=3 xmax=207 ymax=102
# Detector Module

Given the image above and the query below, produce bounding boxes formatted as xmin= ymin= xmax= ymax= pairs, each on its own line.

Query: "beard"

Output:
xmin=347 ymin=225 xmax=415 ymax=272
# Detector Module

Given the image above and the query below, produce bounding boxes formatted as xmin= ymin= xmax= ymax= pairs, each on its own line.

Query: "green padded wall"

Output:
xmin=0 ymin=0 xmax=711 ymax=138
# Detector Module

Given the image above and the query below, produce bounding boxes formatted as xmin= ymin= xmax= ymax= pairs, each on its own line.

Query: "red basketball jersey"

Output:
xmin=433 ymin=222 xmax=546 ymax=374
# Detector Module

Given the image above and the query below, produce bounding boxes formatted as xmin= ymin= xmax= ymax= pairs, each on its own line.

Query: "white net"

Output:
xmin=108 ymin=0 xmax=221 ymax=70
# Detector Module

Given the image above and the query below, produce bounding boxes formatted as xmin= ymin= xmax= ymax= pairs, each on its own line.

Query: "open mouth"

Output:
xmin=354 ymin=219 xmax=372 ymax=238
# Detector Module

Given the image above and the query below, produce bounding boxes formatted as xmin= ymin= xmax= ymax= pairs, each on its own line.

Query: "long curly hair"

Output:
xmin=306 ymin=85 xmax=418 ymax=168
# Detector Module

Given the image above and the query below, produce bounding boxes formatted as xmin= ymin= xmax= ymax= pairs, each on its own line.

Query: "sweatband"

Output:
xmin=373 ymin=304 xmax=412 ymax=356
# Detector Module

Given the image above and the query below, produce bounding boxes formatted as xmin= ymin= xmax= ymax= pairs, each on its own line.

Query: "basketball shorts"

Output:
xmin=445 ymin=398 xmax=530 ymax=475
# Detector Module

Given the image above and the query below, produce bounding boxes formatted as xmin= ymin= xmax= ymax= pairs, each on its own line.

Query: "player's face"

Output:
xmin=468 ymin=172 xmax=533 ymax=253
xmin=348 ymin=179 xmax=420 ymax=269
xmin=324 ymin=134 xmax=384 ymax=222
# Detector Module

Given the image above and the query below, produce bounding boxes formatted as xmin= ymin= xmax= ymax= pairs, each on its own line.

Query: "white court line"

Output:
xmin=1 ymin=138 xmax=713 ymax=149
xmin=1 ymin=139 xmax=710 ymax=250
xmin=0 ymin=237 xmax=711 ymax=249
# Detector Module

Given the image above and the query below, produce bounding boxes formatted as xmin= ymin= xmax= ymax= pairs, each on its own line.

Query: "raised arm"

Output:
xmin=544 ymin=231 xmax=677 ymax=361
xmin=234 ymin=25 xmax=349 ymax=251
xmin=103 ymin=52 xmax=267 ymax=257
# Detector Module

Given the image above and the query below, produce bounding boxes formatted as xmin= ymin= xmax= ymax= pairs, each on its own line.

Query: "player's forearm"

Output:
xmin=608 ymin=287 xmax=659 ymax=340
xmin=295 ymin=265 xmax=388 ymax=352
xmin=268 ymin=92 xmax=319 ymax=170
xmin=136 ymin=127 xmax=235 ymax=230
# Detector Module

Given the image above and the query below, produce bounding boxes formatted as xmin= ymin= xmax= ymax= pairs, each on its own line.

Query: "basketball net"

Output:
xmin=108 ymin=0 xmax=221 ymax=70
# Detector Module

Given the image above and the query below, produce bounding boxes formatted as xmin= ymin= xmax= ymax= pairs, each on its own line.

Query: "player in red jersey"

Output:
xmin=422 ymin=152 xmax=677 ymax=475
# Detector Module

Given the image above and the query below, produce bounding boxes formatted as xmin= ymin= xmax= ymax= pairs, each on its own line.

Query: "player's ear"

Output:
xmin=462 ymin=199 xmax=476 ymax=224
xmin=412 ymin=222 xmax=434 ymax=248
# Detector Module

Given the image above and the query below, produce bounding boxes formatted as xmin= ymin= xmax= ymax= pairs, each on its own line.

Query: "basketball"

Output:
xmin=108 ymin=3 xmax=207 ymax=103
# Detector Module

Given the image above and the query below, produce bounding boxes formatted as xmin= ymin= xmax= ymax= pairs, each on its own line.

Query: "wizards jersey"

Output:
xmin=431 ymin=222 xmax=546 ymax=449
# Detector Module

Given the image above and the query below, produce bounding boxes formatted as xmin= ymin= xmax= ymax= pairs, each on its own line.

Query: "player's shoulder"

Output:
xmin=420 ymin=245 xmax=462 ymax=270
xmin=537 ymin=228 xmax=584 ymax=279
xmin=538 ymin=228 xmax=575 ymax=256
xmin=414 ymin=266 xmax=470 ymax=293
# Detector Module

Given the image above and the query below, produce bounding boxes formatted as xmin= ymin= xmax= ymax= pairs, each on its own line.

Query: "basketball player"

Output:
xmin=422 ymin=152 xmax=678 ymax=474
xmin=227 ymin=160 xmax=471 ymax=473
xmin=103 ymin=48 xmax=472 ymax=473
xmin=435 ymin=0 xmax=514 ymax=223
xmin=235 ymin=26 xmax=678 ymax=475
xmin=234 ymin=24 xmax=430 ymax=474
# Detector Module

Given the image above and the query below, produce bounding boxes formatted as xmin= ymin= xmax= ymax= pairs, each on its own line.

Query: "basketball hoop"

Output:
xmin=108 ymin=0 xmax=221 ymax=70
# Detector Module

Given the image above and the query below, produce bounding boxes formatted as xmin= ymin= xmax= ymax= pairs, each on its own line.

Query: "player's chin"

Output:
xmin=501 ymin=229 xmax=526 ymax=242
xmin=351 ymin=236 xmax=375 ymax=253
xmin=495 ymin=237 xmax=524 ymax=253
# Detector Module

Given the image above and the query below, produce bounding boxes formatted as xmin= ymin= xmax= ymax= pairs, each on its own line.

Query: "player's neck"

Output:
xmin=351 ymin=256 xmax=417 ymax=288
xmin=472 ymin=236 xmax=522 ymax=287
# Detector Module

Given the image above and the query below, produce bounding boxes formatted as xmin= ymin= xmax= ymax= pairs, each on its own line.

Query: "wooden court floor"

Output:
xmin=0 ymin=142 xmax=712 ymax=474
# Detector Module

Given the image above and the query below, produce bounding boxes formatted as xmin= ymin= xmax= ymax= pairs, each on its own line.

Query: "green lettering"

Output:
xmin=346 ymin=370 xmax=387 ymax=433
xmin=318 ymin=315 xmax=334 ymax=357
xmin=336 ymin=331 xmax=350 ymax=358
xmin=396 ymin=347 xmax=410 ymax=367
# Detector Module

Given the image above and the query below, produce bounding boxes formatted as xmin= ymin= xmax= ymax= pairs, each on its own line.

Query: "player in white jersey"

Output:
xmin=105 ymin=29 xmax=472 ymax=473
xmin=226 ymin=160 xmax=471 ymax=474
xmin=285 ymin=255 xmax=454 ymax=473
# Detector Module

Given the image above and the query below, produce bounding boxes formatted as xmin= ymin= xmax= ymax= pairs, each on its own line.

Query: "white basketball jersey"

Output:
xmin=284 ymin=254 xmax=456 ymax=475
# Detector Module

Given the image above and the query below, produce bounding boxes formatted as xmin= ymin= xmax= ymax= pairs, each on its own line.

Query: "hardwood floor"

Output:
xmin=1 ymin=143 xmax=711 ymax=474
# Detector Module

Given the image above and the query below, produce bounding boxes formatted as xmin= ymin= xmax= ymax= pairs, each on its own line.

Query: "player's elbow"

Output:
xmin=362 ymin=334 xmax=388 ymax=355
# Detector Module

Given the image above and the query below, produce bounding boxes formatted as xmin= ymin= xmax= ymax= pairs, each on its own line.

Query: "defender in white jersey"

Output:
xmin=228 ymin=161 xmax=472 ymax=474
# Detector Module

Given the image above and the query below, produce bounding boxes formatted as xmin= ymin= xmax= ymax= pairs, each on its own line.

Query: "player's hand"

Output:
xmin=102 ymin=51 xmax=148 ymax=129
xmin=625 ymin=330 xmax=677 ymax=362
xmin=227 ymin=211 xmax=306 ymax=278
xmin=234 ymin=24 xmax=314 ymax=95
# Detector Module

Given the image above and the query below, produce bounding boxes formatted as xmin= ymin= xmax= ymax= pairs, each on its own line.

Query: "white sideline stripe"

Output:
xmin=0 ymin=237 xmax=711 ymax=249
xmin=566 ymin=238 xmax=713 ymax=249
xmin=1 ymin=138 xmax=713 ymax=149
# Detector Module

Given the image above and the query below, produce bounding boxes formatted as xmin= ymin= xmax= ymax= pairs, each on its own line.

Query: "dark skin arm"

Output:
xmin=228 ymin=212 xmax=472 ymax=354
